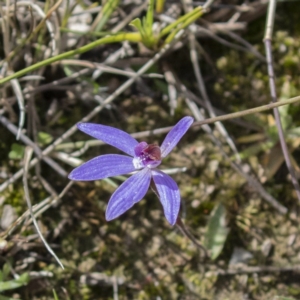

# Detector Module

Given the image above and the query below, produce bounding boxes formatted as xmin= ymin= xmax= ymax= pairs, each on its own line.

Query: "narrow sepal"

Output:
xmin=77 ymin=123 xmax=138 ymax=156
xmin=160 ymin=117 xmax=194 ymax=158
xmin=152 ymin=169 xmax=180 ymax=226
xmin=106 ymin=168 xmax=151 ymax=220
xmin=68 ymin=154 xmax=135 ymax=181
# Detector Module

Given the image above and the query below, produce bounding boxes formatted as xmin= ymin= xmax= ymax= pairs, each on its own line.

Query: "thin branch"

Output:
xmin=187 ymin=33 xmax=241 ymax=162
xmin=0 ymin=114 xmax=67 ymax=177
xmin=176 ymin=217 xmax=208 ymax=256
xmin=157 ymin=14 xmax=265 ymax=61
xmin=60 ymin=59 xmax=162 ymax=79
xmin=263 ymin=0 xmax=300 ymax=202
xmin=111 ymin=1 xmax=148 ymax=33
xmin=192 ymin=95 xmax=300 ymax=127
xmin=162 ymin=62 xmax=178 ymax=115
xmin=3 ymin=0 xmax=61 ymax=63
xmin=55 ymin=94 xmax=300 ymax=152
xmin=17 ymin=0 xmax=57 ymax=54
xmin=10 ymin=79 xmax=25 ymax=140
xmin=3 ymin=68 xmax=92 ymax=106
xmin=1 ymin=181 xmax=74 ymax=239
xmin=24 ymin=181 xmax=74 ymax=227
xmin=203 ymin=0 xmax=216 ymax=10
xmin=23 ymin=147 xmax=64 ymax=269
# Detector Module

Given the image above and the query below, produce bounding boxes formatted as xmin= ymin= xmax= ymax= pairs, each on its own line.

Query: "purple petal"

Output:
xmin=152 ymin=170 xmax=180 ymax=226
xmin=77 ymin=123 xmax=138 ymax=156
xmin=68 ymin=154 xmax=135 ymax=181
xmin=160 ymin=116 xmax=194 ymax=158
xmin=106 ymin=168 xmax=151 ymax=221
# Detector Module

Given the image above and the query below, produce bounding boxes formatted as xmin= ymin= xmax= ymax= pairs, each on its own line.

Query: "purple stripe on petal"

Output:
xmin=77 ymin=123 xmax=138 ymax=156
xmin=106 ymin=168 xmax=151 ymax=221
xmin=152 ymin=170 xmax=180 ymax=226
xmin=160 ymin=116 xmax=194 ymax=158
xmin=68 ymin=154 xmax=135 ymax=181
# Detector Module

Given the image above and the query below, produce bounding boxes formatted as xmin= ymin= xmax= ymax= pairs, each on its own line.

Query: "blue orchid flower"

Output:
xmin=69 ymin=116 xmax=194 ymax=225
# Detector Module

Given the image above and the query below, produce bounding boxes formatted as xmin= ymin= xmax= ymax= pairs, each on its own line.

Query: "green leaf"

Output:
xmin=2 ymin=263 xmax=10 ymax=281
xmin=238 ymin=140 xmax=274 ymax=160
xmin=204 ymin=203 xmax=229 ymax=260
xmin=8 ymin=143 xmax=25 ymax=160
xmin=279 ymin=79 xmax=296 ymax=130
xmin=145 ymin=0 xmax=154 ymax=35
xmin=95 ymin=0 xmax=119 ymax=32
xmin=130 ymin=19 xmax=144 ymax=36
xmin=0 ymin=272 xmax=29 ymax=292
xmin=279 ymin=102 xmax=292 ymax=131
xmin=153 ymin=79 xmax=168 ymax=94
xmin=17 ymin=273 xmax=30 ymax=284
xmin=288 ymin=126 xmax=300 ymax=138
xmin=63 ymin=65 xmax=74 ymax=77
xmin=156 ymin=0 xmax=165 ymax=14
xmin=53 ymin=288 xmax=60 ymax=300
xmin=38 ymin=131 xmax=53 ymax=146
xmin=160 ymin=7 xmax=202 ymax=38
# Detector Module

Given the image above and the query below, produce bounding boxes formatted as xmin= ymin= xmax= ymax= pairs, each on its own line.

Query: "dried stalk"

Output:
xmin=264 ymin=0 xmax=300 ymax=202
xmin=23 ymin=147 xmax=64 ymax=269
xmin=0 ymin=114 xmax=67 ymax=177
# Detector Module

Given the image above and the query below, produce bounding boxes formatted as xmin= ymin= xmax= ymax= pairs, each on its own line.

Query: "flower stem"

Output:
xmin=176 ymin=217 xmax=207 ymax=257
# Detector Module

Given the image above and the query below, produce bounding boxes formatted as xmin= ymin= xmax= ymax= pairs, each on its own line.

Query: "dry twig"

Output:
xmin=264 ymin=0 xmax=300 ymax=202
xmin=23 ymin=147 xmax=64 ymax=269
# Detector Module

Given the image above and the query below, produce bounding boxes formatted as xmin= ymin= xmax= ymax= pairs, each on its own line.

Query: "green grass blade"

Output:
xmin=159 ymin=7 xmax=203 ymax=38
xmin=0 ymin=273 xmax=29 ymax=292
xmin=145 ymin=0 xmax=154 ymax=36
xmin=164 ymin=8 xmax=203 ymax=45
xmin=156 ymin=0 xmax=165 ymax=14
xmin=0 ymin=33 xmax=141 ymax=85
xmin=53 ymin=288 xmax=60 ymax=300
xmin=95 ymin=0 xmax=120 ymax=32
xmin=130 ymin=18 xmax=146 ymax=39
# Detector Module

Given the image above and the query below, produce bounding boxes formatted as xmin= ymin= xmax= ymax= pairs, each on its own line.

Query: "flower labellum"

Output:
xmin=68 ymin=116 xmax=194 ymax=225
